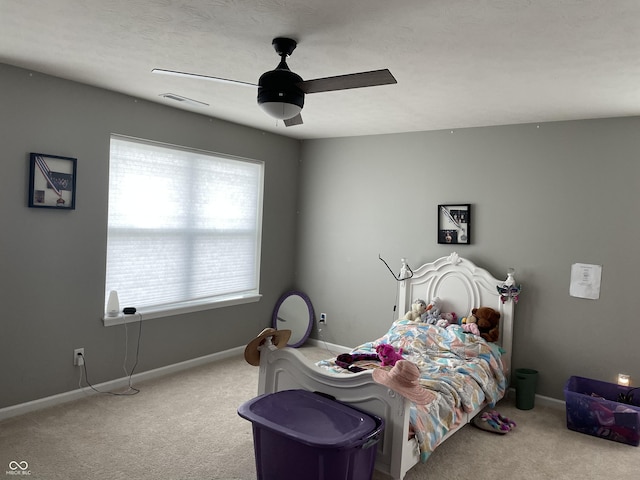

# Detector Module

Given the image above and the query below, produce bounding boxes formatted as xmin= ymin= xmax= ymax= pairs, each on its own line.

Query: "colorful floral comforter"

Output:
xmin=316 ymin=319 xmax=507 ymax=461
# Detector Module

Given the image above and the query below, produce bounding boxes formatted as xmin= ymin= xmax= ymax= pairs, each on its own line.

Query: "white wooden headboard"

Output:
xmin=397 ymin=252 xmax=516 ymax=376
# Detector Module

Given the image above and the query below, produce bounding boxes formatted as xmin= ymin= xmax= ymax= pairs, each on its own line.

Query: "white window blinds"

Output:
xmin=105 ymin=135 xmax=264 ymax=315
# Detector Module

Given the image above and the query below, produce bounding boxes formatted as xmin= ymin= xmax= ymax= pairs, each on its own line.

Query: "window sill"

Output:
xmin=102 ymin=293 xmax=262 ymax=327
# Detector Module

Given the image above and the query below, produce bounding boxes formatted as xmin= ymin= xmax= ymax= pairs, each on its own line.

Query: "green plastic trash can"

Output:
xmin=515 ymin=368 xmax=538 ymax=410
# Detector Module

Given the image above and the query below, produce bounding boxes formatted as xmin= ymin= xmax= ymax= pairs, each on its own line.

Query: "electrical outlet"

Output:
xmin=74 ymin=348 xmax=84 ymax=366
xmin=319 ymin=313 xmax=327 ymax=324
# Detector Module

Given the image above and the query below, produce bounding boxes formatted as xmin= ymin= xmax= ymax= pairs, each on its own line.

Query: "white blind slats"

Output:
xmin=106 ymin=136 xmax=263 ymax=312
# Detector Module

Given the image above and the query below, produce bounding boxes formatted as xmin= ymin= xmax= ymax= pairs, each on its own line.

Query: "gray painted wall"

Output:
xmin=0 ymin=64 xmax=300 ymax=408
xmin=297 ymin=118 xmax=640 ymax=400
xmin=2 ymin=61 xmax=638 ymax=408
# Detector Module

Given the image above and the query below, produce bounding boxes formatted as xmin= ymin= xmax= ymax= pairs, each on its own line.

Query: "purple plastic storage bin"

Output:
xmin=238 ymin=389 xmax=384 ymax=480
xmin=564 ymin=376 xmax=640 ymax=446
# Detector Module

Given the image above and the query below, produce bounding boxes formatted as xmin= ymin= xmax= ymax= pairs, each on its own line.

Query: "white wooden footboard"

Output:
xmin=257 ymin=343 xmax=419 ymax=480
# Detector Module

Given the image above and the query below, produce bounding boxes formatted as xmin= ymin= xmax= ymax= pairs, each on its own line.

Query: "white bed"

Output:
xmin=256 ymin=252 xmax=517 ymax=480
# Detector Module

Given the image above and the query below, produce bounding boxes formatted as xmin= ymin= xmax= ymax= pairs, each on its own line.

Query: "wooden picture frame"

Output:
xmin=28 ymin=153 xmax=77 ymax=209
xmin=437 ymin=204 xmax=470 ymax=244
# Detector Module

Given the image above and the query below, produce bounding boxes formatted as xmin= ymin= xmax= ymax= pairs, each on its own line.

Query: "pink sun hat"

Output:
xmin=372 ymin=360 xmax=435 ymax=405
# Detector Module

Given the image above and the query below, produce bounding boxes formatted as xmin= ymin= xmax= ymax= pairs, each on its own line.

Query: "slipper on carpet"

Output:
xmin=490 ymin=410 xmax=516 ymax=430
xmin=472 ymin=410 xmax=515 ymax=434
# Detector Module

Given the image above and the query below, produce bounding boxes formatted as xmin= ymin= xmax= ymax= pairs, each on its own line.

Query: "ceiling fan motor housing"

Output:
xmin=257 ymin=68 xmax=305 ymax=119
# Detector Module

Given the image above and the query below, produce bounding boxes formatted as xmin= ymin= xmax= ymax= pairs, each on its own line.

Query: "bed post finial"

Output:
xmin=505 ymin=268 xmax=516 ymax=286
xmin=497 ymin=268 xmax=521 ymax=304
xmin=399 ymin=258 xmax=410 ymax=280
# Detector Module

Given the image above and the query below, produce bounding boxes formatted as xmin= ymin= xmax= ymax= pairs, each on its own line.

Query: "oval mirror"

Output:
xmin=272 ymin=291 xmax=315 ymax=348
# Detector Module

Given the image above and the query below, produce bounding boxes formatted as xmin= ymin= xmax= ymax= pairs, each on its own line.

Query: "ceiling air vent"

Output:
xmin=159 ymin=93 xmax=209 ymax=107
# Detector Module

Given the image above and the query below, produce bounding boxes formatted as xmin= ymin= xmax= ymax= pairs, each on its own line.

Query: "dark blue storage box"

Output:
xmin=564 ymin=376 xmax=640 ymax=446
xmin=238 ymin=389 xmax=384 ymax=480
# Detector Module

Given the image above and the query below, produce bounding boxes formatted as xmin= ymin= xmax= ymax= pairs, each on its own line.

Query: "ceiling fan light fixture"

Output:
xmin=257 ymin=68 xmax=305 ymax=120
xmin=259 ymin=101 xmax=302 ymax=120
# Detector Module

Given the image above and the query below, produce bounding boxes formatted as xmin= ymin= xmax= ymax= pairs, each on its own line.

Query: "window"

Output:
xmin=105 ymin=135 xmax=264 ymax=323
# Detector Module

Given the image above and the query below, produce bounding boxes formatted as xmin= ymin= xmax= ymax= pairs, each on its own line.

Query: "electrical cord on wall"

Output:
xmin=78 ymin=312 xmax=143 ymax=396
xmin=390 ymin=287 xmax=401 ymax=323
xmin=123 ymin=312 xmax=142 ymax=382
xmin=378 ymin=254 xmax=413 ymax=322
xmin=316 ymin=325 xmax=334 ymax=356
xmin=378 ymin=254 xmax=413 ymax=282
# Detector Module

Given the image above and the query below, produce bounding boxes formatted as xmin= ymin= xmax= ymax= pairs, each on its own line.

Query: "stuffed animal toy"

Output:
xmin=422 ymin=297 xmax=442 ymax=324
xmin=461 ymin=321 xmax=480 ymax=335
xmin=404 ymin=299 xmax=428 ymax=322
xmin=436 ymin=311 xmax=458 ymax=328
xmin=460 ymin=313 xmax=481 ymax=335
xmin=460 ymin=313 xmax=480 ymax=336
xmin=376 ymin=343 xmax=404 ymax=367
xmin=461 ymin=313 xmax=474 ymax=325
xmin=435 ymin=318 xmax=448 ymax=328
xmin=472 ymin=307 xmax=501 ymax=343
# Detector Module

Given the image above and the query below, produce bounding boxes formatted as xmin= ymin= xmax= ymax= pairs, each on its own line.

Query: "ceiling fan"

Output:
xmin=152 ymin=37 xmax=397 ymax=127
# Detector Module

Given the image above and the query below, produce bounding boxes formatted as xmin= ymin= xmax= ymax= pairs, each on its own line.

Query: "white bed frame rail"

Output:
xmin=257 ymin=252 xmax=516 ymax=480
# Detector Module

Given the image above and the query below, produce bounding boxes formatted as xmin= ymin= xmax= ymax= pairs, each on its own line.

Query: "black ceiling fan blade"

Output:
xmin=297 ymin=69 xmax=396 ymax=94
xmin=152 ymin=68 xmax=257 ymax=88
xmin=284 ymin=113 xmax=303 ymax=127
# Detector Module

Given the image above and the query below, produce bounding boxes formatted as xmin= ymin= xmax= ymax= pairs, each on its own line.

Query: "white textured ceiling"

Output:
xmin=1 ymin=0 xmax=639 ymax=139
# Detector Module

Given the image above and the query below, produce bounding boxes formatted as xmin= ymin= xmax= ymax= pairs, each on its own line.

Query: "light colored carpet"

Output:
xmin=1 ymin=345 xmax=638 ymax=480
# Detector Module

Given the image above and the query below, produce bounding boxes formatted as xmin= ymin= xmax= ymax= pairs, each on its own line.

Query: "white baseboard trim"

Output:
xmin=535 ymin=393 xmax=566 ymax=409
xmin=0 ymin=346 xmax=245 ymax=422
xmin=305 ymin=337 xmax=351 ymax=353
xmin=506 ymin=387 xmax=565 ymax=410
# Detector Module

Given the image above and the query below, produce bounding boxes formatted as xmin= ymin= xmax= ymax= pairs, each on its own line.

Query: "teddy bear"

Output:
xmin=375 ymin=343 xmax=404 ymax=366
xmin=471 ymin=307 xmax=501 ymax=343
xmin=404 ymin=299 xmax=428 ymax=322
